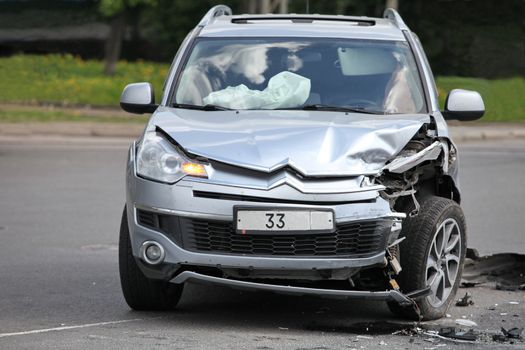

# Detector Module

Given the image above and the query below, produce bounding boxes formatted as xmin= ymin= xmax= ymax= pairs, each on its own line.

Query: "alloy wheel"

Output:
xmin=425 ymin=218 xmax=462 ymax=307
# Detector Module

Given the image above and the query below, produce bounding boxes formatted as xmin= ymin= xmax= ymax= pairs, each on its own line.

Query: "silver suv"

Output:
xmin=118 ymin=5 xmax=485 ymax=320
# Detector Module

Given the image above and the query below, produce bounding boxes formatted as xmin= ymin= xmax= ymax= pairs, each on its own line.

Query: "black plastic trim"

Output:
xmin=120 ymin=102 xmax=158 ymax=114
xmin=231 ymin=16 xmax=375 ymax=26
xmin=193 ymin=190 xmax=375 ymax=205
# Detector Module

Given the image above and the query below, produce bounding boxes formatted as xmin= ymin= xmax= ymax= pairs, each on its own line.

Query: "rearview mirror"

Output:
xmin=120 ymin=82 xmax=158 ymax=114
xmin=443 ymin=89 xmax=485 ymax=121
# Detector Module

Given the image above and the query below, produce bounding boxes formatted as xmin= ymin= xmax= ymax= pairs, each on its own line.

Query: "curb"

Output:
xmin=1 ymin=122 xmax=525 ymax=142
xmin=0 ymin=122 xmax=143 ymax=139
xmin=449 ymin=126 xmax=525 ymax=142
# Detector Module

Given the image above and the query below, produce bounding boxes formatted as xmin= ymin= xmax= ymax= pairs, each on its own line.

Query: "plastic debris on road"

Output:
xmin=455 ymin=292 xmax=474 ymax=306
xmin=501 ymin=327 xmax=523 ymax=339
xmin=455 ymin=319 xmax=478 ymax=327
xmin=438 ymin=327 xmax=478 ymax=342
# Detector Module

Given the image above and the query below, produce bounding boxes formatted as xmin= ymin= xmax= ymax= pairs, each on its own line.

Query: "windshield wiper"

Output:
xmin=286 ymin=104 xmax=385 ymax=115
xmin=172 ymin=103 xmax=232 ymax=111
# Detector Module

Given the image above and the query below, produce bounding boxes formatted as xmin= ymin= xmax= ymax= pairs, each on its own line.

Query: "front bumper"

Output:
xmin=126 ymin=144 xmax=405 ymax=278
xmin=132 ymin=218 xmax=388 ymax=270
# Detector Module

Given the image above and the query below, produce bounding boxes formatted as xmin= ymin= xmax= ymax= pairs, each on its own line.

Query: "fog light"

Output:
xmin=146 ymin=245 xmax=162 ymax=261
xmin=140 ymin=241 xmax=165 ymax=265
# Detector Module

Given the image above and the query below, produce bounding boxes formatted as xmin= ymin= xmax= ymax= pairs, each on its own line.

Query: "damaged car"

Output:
xmin=118 ymin=6 xmax=485 ymax=320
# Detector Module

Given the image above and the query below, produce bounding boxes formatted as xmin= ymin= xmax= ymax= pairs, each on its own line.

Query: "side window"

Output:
xmin=411 ymin=33 xmax=439 ymax=106
xmin=163 ymin=30 xmax=194 ymax=96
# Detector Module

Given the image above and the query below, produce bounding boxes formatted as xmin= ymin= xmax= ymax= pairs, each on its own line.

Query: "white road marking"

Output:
xmin=0 ymin=318 xmax=160 ymax=338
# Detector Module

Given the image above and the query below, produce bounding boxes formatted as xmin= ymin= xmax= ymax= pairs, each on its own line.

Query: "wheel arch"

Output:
xmin=436 ymin=175 xmax=461 ymax=204
xmin=417 ymin=175 xmax=461 ymax=205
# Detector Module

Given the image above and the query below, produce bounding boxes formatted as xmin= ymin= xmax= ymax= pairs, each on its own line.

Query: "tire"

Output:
xmin=119 ymin=206 xmax=184 ymax=311
xmin=387 ymin=196 xmax=466 ymax=320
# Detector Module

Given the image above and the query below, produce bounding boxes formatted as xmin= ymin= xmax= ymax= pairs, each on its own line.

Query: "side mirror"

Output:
xmin=443 ymin=89 xmax=485 ymax=121
xmin=120 ymin=82 xmax=158 ymax=114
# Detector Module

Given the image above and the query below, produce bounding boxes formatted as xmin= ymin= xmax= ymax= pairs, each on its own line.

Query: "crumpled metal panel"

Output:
xmin=152 ymin=107 xmax=430 ymax=176
xmin=383 ymin=141 xmax=443 ymax=173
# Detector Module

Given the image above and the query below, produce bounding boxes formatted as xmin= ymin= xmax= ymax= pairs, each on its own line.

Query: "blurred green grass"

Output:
xmin=0 ymin=54 xmax=168 ymax=107
xmin=0 ymin=54 xmax=523 ymax=122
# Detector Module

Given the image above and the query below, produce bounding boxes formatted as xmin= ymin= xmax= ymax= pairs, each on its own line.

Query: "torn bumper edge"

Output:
xmin=383 ymin=140 xmax=443 ymax=174
xmin=169 ymin=271 xmax=429 ymax=305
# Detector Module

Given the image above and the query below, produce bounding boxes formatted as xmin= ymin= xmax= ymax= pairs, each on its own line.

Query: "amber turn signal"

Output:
xmin=181 ymin=162 xmax=208 ymax=177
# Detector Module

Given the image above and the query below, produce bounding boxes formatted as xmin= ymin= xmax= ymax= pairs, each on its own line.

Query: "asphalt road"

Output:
xmin=459 ymin=140 xmax=525 ymax=255
xmin=0 ymin=136 xmax=523 ymax=349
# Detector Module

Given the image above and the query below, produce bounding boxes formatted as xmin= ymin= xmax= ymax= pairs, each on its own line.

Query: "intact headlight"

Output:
xmin=136 ymin=132 xmax=208 ymax=184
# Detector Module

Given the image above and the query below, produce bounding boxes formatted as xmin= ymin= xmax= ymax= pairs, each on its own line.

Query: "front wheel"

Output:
xmin=119 ymin=206 xmax=184 ymax=311
xmin=388 ymin=196 xmax=466 ymax=320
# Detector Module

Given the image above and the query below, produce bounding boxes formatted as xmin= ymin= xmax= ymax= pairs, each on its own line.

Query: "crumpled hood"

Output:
xmin=151 ymin=107 xmax=430 ymax=176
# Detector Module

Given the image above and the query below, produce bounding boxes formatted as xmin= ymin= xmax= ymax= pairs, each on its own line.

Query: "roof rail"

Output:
xmin=383 ymin=8 xmax=408 ymax=30
xmin=198 ymin=5 xmax=232 ymax=27
xmin=231 ymin=15 xmax=375 ymax=26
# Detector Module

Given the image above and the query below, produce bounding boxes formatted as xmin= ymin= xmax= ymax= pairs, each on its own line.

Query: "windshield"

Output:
xmin=173 ymin=37 xmax=426 ymax=114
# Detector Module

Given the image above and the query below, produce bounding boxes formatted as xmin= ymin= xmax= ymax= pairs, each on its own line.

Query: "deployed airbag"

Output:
xmin=203 ymin=71 xmax=311 ymax=109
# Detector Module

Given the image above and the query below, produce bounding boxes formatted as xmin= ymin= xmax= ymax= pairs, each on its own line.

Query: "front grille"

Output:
xmin=180 ymin=218 xmax=390 ymax=258
xmin=137 ymin=208 xmax=390 ymax=258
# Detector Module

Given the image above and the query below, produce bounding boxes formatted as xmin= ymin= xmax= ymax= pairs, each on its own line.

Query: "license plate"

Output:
xmin=235 ymin=207 xmax=335 ymax=234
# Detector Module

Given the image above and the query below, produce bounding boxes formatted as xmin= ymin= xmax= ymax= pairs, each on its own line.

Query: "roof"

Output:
xmin=199 ymin=14 xmax=407 ymax=41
